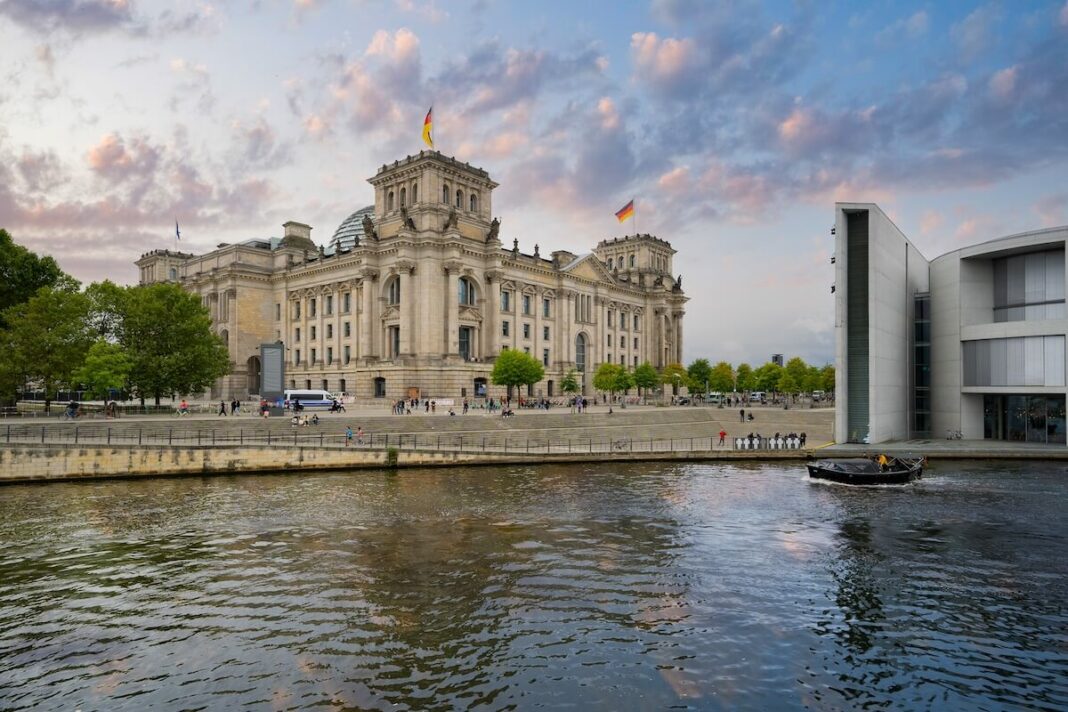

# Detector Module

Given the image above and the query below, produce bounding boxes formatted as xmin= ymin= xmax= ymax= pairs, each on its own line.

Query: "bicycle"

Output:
xmin=946 ymin=429 xmax=963 ymax=440
xmin=612 ymin=438 xmax=629 ymax=451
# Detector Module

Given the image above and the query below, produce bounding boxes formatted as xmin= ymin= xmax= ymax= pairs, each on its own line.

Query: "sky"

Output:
xmin=2 ymin=0 xmax=1067 ymax=367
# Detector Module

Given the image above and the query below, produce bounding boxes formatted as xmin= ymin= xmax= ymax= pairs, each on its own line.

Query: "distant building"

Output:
xmin=834 ymin=202 xmax=1067 ymax=445
xmin=136 ymin=150 xmax=688 ymax=401
xmin=771 ymin=354 xmax=784 ymax=367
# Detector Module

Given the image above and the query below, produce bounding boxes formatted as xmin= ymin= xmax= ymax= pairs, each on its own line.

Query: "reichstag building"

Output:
xmin=136 ymin=151 xmax=688 ymax=401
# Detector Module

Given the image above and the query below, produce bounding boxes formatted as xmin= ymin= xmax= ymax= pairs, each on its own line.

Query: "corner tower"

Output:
xmin=367 ymin=151 xmax=499 ymax=241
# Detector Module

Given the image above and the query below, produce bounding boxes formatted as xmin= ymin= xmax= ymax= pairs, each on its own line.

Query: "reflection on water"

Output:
xmin=0 ymin=462 xmax=1065 ymax=710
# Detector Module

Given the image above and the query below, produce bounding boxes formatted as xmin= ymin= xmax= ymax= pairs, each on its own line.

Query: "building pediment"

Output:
xmin=563 ymin=254 xmax=615 ymax=283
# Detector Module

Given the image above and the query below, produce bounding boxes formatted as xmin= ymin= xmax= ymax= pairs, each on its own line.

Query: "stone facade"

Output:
xmin=136 ymin=151 xmax=687 ymax=401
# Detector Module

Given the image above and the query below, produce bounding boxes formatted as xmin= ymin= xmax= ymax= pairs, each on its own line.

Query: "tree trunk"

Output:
xmin=154 ymin=392 xmax=161 ymax=406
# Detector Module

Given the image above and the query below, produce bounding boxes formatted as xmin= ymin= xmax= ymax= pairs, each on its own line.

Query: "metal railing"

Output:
xmin=0 ymin=424 xmax=779 ymax=454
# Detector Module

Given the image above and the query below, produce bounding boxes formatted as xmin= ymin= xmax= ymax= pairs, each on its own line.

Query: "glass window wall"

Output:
xmin=963 ymin=336 xmax=1065 ymax=387
xmin=984 ymin=394 xmax=1067 ymax=444
xmin=993 ymin=250 xmax=1065 ymax=322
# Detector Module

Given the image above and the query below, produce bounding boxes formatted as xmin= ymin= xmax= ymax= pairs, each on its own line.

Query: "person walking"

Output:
xmin=356 ymin=426 xmax=364 ymax=445
xmin=739 ymin=408 xmax=745 ymax=422
xmin=718 ymin=429 xmax=727 ymax=446
xmin=345 ymin=425 xmax=353 ymax=447
xmin=218 ymin=400 xmax=228 ymax=416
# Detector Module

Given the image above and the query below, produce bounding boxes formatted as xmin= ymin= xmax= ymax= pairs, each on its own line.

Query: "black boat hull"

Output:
xmin=807 ymin=460 xmax=923 ymax=485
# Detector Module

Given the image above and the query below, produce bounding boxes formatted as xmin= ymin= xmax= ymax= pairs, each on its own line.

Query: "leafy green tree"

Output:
xmin=491 ymin=348 xmax=545 ymax=399
xmin=0 ymin=229 xmax=78 ymax=327
xmin=660 ymin=362 xmax=688 ymax=395
xmin=820 ymin=364 xmax=835 ymax=393
xmin=86 ymin=280 xmax=129 ymax=340
xmin=784 ymin=357 xmax=809 ymax=388
xmin=708 ymin=361 xmax=735 ymax=392
xmin=0 ymin=287 xmax=92 ymax=410
xmin=560 ymin=369 xmax=580 ymax=395
xmin=802 ymin=366 xmax=822 ymax=394
xmin=753 ymin=362 xmax=783 ymax=393
xmin=75 ymin=340 xmax=133 ymax=400
xmin=123 ymin=283 xmax=230 ymax=405
xmin=687 ymin=358 xmax=713 ymax=393
xmin=633 ymin=361 xmax=659 ymax=401
xmin=778 ymin=372 xmax=800 ymax=395
xmin=735 ymin=363 xmax=754 ymax=392
xmin=611 ymin=367 xmax=634 ymax=395
xmin=593 ymin=362 xmax=623 ymax=395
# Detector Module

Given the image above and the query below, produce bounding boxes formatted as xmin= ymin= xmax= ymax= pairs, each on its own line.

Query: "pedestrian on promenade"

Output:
xmin=463 ymin=399 xmax=469 ymax=415
xmin=718 ymin=429 xmax=727 ymax=446
xmin=356 ymin=426 xmax=364 ymax=444
xmin=345 ymin=425 xmax=353 ymax=446
xmin=178 ymin=399 xmax=190 ymax=417
xmin=431 ymin=400 xmax=437 ymax=413
xmin=739 ymin=408 xmax=745 ymax=422
xmin=800 ymin=432 xmax=807 ymax=447
xmin=219 ymin=400 xmax=228 ymax=416
xmin=425 ymin=400 xmax=430 ymax=413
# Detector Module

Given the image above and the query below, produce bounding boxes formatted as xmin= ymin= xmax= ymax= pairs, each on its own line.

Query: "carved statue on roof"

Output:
xmin=512 ymin=238 xmax=519 ymax=258
xmin=362 ymin=214 xmax=377 ymax=240
xmin=446 ymin=209 xmax=459 ymax=229
xmin=674 ymin=275 xmax=683 ymax=290
xmin=487 ymin=217 xmax=500 ymax=242
xmin=400 ymin=206 xmax=416 ymax=230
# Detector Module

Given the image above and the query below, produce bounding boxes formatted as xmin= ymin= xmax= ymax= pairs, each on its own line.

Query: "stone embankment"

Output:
xmin=0 ymin=406 xmax=833 ymax=484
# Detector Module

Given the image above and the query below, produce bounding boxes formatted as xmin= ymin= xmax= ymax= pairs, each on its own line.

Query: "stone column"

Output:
xmin=359 ymin=269 xmax=378 ymax=361
xmin=396 ymin=261 xmax=416 ymax=356
xmin=675 ymin=313 xmax=684 ymax=364
xmin=484 ymin=270 xmax=501 ymax=359
xmin=444 ymin=261 xmax=461 ymax=356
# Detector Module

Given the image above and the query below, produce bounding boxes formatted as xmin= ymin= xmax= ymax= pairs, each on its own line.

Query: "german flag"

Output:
xmin=422 ymin=106 xmax=433 ymax=148
xmin=615 ymin=199 xmax=634 ymax=223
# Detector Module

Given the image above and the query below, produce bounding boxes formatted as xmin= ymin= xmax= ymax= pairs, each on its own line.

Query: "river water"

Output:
xmin=0 ymin=461 xmax=1065 ymax=711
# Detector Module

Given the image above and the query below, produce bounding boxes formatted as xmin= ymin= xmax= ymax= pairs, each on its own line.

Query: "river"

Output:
xmin=0 ymin=461 xmax=1065 ymax=710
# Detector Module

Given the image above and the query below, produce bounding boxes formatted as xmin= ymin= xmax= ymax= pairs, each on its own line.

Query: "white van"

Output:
xmin=749 ymin=391 xmax=766 ymax=403
xmin=284 ymin=389 xmax=336 ymax=409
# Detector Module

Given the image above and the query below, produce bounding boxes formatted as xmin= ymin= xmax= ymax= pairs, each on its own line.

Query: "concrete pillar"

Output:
xmin=444 ymin=261 xmax=461 ymax=356
xmin=359 ymin=269 xmax=376 ymax=360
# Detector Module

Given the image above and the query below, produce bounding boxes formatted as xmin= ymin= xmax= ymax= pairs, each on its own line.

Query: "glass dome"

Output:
xmin=330 ymin=205 xmax=375 ymax=253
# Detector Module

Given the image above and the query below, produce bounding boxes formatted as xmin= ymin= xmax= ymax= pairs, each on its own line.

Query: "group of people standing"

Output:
xmin=218 ymin=399 xmax=242 ymax=416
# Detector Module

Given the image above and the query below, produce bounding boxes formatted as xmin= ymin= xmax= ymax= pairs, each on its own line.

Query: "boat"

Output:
xmin=806 ymin=456 xmax=924 ymax=485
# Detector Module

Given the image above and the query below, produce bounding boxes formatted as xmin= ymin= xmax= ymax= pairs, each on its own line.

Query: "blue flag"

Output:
xmin=175 ymin=220 xmax=181 ymax=241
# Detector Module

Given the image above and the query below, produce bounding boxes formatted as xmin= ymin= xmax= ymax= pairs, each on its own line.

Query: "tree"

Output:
xmin=0 ymin=229 xmax=78 ymax=328
xmin=611 ymin=366 xmax=634 ymax=396
xmin=784 ymin=357 xmax=809 ymax=388
xmin=708 ymin=361 xmax=735 ymax=392
xmin=560 ymin=369 xmax=580 ymax=395
xmin=735 ymin=363 xmax=754 ymax=392
xmin=660 ymin=362 xmax=688 ymax=395
xmin=778 ymin=372 xmax=800 ymax=395
xmin=0 ymin=287 xmax=92 ymax=409
xmin=593 ymin=363 xmax=623 ymax=395
xmin=122 ymin=283 xmax=230 ymax=405
xmin=490 ymin=348 xmax=544 ymax=399
xmin=687 ymin=358 xmax=713 ymax=393
xmin=820 ymin=364 xmax=835 ymax=393
xmin=753 ymin=362 xmax=783 ymax=393
xmin=802 ymin=366 xmax=822 ymax=394
xmin=86 ymin=280 xmax=129 ymax=341
xmin=633 ymin=361 xmax=659 ymax=401
xmin=75 ymin=340 xmax=133 ymax=400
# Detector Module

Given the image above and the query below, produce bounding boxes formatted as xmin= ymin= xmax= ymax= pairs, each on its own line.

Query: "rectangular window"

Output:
xmin=607 ymin=353 xmax=612 ymax=363
xmin=311 ymin=348 xmax=317 ymax=363
xmin=543 ymin=326 xmax=550 ymax=341
xmin=524 ymin=346 xmax=530 ymax=354
xmin=543 ymin=298 xmax=550 ymax=317
xmin=993 ymin=249 xmax=1066 ymax=322
xmin=310 ymin=298 xmax=317 ymax=317
xmin=963 ymin=336 xmax=1066 ymax=387
xmin=326 ymin=295 xmax=333 ymax=315
xmin=523 ymin=295 xmax=531 ymax=315
xmin=295 ymin=349 xmax=301 ymax=363
xmin=295 ymin=327 xmax=301 ymax=342
xmin=543 ymin=348 xmax=550 ymax=366
xmin=388 ymin=326 xmax=400 ymax=358
xmin=343 ymin=292 xmax=351 ymax=312
xmin=344 ymin=345 xmax=351 ymax=364
xmin=634 ymin=315 xmax=639 ymax=330
xmin=311 ymin=325 xmax=317 ymax=340
xmin=327 ymin=347 xmax=333 ymax=364
xmin=634 ymin=337 xmax=638 ymax=349
xmin=523 ymin=323 xmax=530 ymax=339
xmin=501 ymin=291 xmax=511 ymax=312
xmin=294 ymin=302 xmax=301 ymax=319
xmin=502 ymin=320 xmax=510 ymax=337
xmin=327 ymin=324 xmax=333 ymax=339
xmin=634 ymin=355 xmax=638 ymax=367
xmin=608 ymin=334 xmax=613 ymax=347
xmin=275 ymin=303 xmax=281 ymax=320
xmin=608 ymin=310 xmax=614 ymax=327
xmin=344 ymin=321 xmax=351 ymax=337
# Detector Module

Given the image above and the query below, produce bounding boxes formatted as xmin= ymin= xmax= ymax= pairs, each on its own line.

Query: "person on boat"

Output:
xmin=877 ymin=453 xmax=890 ymax=471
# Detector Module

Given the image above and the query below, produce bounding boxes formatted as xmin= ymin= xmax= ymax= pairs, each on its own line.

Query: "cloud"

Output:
xmin=989 ymin=65 xmax=1018 ymax=99
xmin=0 ymin=0 xmax=136 ymax=34
xmin=630 ymin=32 xmax=701 ymax=90
xmin=1034 ymin=192 xmax=1068 ymax=226
xmin=394 ymin=0 xmax=448 ymax=23
xmin=919 ymin=210 xmax=944 ymax=236
xmin=876 ymin=10 xmax=929 ymax=45
xmin=16 ymin=148 xmax=64 ymax=193
xmin=228 ymin=117 xmax=292 ymax=170
xmin=169 ymin=57 xmax=215 ymax=113
xmin=951 ymin=4 xmax=1000 ymax=61
xmin=86 ymin=133 xmax=162 ymax=182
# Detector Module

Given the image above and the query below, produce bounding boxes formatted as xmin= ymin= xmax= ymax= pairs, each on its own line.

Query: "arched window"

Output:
xmin=455 ymin=189 xmax=463 ymax=208
xmin=220 ymin=329 xmax=229 ymax=346
xmin=458 ymin=277 xmax=476 ymax=306
xmin=442 ymin=184 xmax=449 ymax=203
xmin=469 ymin=193 xmax=478 ymax=212
xmin=575 ymin=333 xmax=587 ymax=373
xmin=617 ymin=256 xmax=623 ymax=269
xmin=387 ymin=277 xmax=401 ymax=305
xmin=412 ymin=183 xmax=418 ymax=203
xmin=169 ymin=267 xmax=177 ymax=280
xmin=629 ymin=254 xmax=635 ymax=268
xmin=387 ymin=191 xmax=394 ymax=211
xmin=400 ymin=187 xmax=406 ymax=207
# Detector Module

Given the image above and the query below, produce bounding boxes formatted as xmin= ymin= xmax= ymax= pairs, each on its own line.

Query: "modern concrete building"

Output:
xmin=835 ymin=203 xmax=1068 ymax=445
xmin=136 ymin=151 xmax=687 ymax=401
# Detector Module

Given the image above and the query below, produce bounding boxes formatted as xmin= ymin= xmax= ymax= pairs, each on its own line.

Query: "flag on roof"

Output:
xmin=175 ymin=219 xmax=181 ymax=240
xmin=422 ymin=106 xmax=433 ymax=148
xmin=615 ymin=199 xmax=634 ymax=223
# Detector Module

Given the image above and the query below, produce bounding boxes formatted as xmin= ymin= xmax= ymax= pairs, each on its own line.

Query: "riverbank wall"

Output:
xmin=0 ymin=443 xmax=809 ymax=484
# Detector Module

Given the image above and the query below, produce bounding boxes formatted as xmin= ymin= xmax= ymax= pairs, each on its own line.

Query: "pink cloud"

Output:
xmin=86 ymin=133 xmax=161 ymax=182
xmin=919 ymin=210 xmax=944 ymax=235
xmin=989 ymin=65 xmax=1018 ymax=99
xmin=630 ymin=32 xmax=699 ymax=86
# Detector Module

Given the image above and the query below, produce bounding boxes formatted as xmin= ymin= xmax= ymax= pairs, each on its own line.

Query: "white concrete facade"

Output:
xmin=835 ymin=201 xmax=1068 ymax=445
